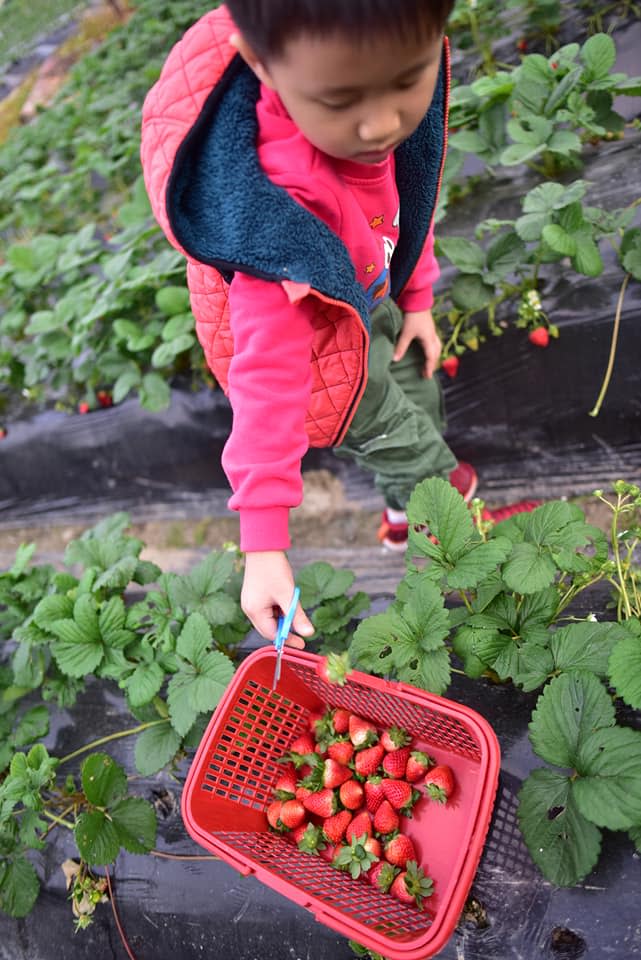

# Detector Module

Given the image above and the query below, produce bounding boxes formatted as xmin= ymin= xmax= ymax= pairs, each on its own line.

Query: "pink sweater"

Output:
xmin=222 ymin=85 xmax=440 ymax=552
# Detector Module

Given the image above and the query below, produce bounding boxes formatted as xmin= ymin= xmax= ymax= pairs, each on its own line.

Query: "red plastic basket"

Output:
xmin=181 ymin=647 xmax=500 ymax=959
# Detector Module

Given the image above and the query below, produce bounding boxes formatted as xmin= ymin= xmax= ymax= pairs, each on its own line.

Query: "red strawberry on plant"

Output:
xmin=327 ymin=738 xmax=354 ymax=766
xmin=441 ymin=355 xmax=459 ymax=378
xmin=322 ymin=810 xmax=353 ymax=845
xmin=380 ymin=726 xmax=411 ymax=752
xmin=332 ymin=708 xmax=351 ymax=735
xmin=373 ymin=799 xmax=399 ymax=836
xmin=390 ymin=861 xmax=434 ymax=909
xmin=97 ymin=390 xmax=113 ymax=408
xmin=0 ymin=428 xmax=6 ymax=439
xmin=382 ymin=747 xmax=411 ymax=780
xmin=516 ymin=37 xmax=527 ymax=52
xmin=528 ymin=325 xmax=549 ymax=348
xmin=339 ymin=779 xmax=364 ymax=811
xmin=405 ymin=751 xmax=433 ymax=783
xmin=78 ymin=401 xmax=90 ymax=414
xmin=346 ymin=810 xmax=372 ymax=843
xmin=364 ymin=776 xmax=385 ymax=813
xmin=279 ymin=799 xmax=306 ymax=830
xmin=302 ymin=787 xmax=337 ymax=819
xmin=367 ymin=860 xmax=399 ymax=892
xmin=293 ymin=822 xmax=327 ymax=856
xmin=348 ymin=715 xmax=379 ymax=749
xmin=355 ymin=744 xmax=385 ymax=778
xmin=424 ymin=764 xmax=455 ymax=803
xmin=384 ymin=833 xmax=417 ymax=869
xmin=316 ymin=651 xmax=352 ymax=686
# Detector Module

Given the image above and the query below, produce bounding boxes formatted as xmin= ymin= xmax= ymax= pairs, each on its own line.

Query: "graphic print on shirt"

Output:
xmin=363 ymin=207 xmax=400 ymax=309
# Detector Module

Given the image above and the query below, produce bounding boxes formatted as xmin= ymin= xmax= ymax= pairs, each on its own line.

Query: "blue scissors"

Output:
xmin=272 ymin=587 xmax=300 ymax=690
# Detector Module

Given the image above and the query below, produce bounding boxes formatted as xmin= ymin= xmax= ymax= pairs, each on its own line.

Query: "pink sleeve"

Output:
xmin=221 ymin=273 xmax=315 ymax=552
xmin=396 ymin=225 xmax=440 ymax=313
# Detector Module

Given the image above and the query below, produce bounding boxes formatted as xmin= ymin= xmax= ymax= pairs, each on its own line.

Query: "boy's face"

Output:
xmin=235 ymin=28 xmax=444 ymax=164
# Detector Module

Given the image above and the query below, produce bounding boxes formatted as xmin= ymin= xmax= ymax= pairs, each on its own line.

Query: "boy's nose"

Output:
xmin=357 ymin=105 xmax=402 ymax=145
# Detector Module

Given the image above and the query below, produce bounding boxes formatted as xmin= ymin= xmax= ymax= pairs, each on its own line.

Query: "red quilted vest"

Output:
xmin=141 ymin=6 xmax=449 ymax=447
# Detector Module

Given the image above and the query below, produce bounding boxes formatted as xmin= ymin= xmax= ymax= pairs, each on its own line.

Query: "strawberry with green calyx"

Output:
xmin=332 ymin=707 xmax=351 ymax=735
xmin=316 ymin=651 xmax=353 ymax=686
xmin=281 ymin=749 xmax=322 ymax=771
xmin=381 ymin=779 xmax=419 ymax=813
xmin=441 ymin=355 xmax=459 ymax=378
xmin=364 ymin=776 xmax=385 ymax=813
xmin=273 ymin=769 xmax=298 ymax=799
xmin=339 ymin=779 xmax=364 ymax=811
xmin=424 ymin=764 xmax=455 ymax=804
xmin=349 ymin=715 xmax=379 ymax=750
xmin=382 ymin=746 xmax=411 ymax=780
xmin=364 ymin=836 xmax=382 ymax=859
xmin=279 ymin=799 xmax=306 ymax=830
xmin=390 ymin=860 xmax=434 ymax=909
xmin=367 ymin=860 xmax=399 ymax=892
xmin=327 ymin=738 xmax=354 ymax=766
xmin=284 ymin=732 xmax=316 ymax=758
xmin=267 ymin=800 xmax=285 ymax=831
xmin=302 ymin=787 xmax=337 ymax=819
xmin=380 ymin=726 xmax=411 ymax=752
xmin=384 ymin=833 xmax=417 ymax=869
xmin=405 ymin=751 xmax=434 ymax=783
xmin=296 ymin=785 xmax=314 ymax=802
xmin=293 ymin=822 xmax=327 ymax=856
xmin=301 ymin=757 xmax=352 ymax=791
xmin=354 ymin=743 xmax=385 ymax=778
xmin=346 ymin=810 xmax=373 ymax=843
xmin=528 ymin=325 xmax=549 ymax=348
xmin=310 ymin=710 xmax=337 ymax=751
xmin=333 ymin=832 xmax=380 ymax=879
xmin=307 ymin=710 xmax=325 ymax=732
xmin=319 ymin=842 xmax=337 ymax=863
xmin=373 ymin=799 xmax=399 ymax=836
xmin=322 ymin=809 xmax=353 ymax=845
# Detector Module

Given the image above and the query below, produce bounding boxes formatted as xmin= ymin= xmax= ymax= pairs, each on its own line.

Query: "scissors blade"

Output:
xmin=272 ymin=587 xmax=300 ymax=690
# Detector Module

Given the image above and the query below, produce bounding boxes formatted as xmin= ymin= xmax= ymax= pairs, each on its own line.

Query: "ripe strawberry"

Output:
xmin=384 ymin=833 xmax=417 ymax=869
xmin=528 ymin=325 xmax=549 ymax=348
xmin=293 ymin=822 xmax=327 ymax=856
xmin=319 ymin=843 xmax=337 ymax=863
xmin=390 ymin=861 xmax=434 ymax=909
xmin=364 ymin=776 xmax=385 ymax=813
xmin=274 ymin=770 xmax=297 ymax=799
xmin=302 ymin=758 xmax=352 ymax=791
xmin=332 ymin=708 xmax=351 ymax=735
xmin=348 ymin=715 xmax=379 ymax=749
xmin=295 ymin=785 xmax=313 ymax=801
xmin=367 ymin=860 xmax=399 ymax=892
xmin=373 ymin=799 xmax=399 ymax=836
xmin=355 ymin=744 xmax=385 ymax=778
xmin=424 ymin=764 xmax=455 ymax=803
xmin=266 ymin=800 xmax=284 ymax=831
xmin=339 ymin=779 xmax=364 ymax=811
xmin=279 ymin=799 xmax=306 ymax=830
xmin=441 ymin=355 xmax=459 ymax=378
xmin=364 ymin=836 xmax=382 ymax=859
xmin=382 ymin=747 xmax=411 ymax=780
xmin=302 ymin=787 xmax=337 ymax=819
xmin=309 ymin=710 xmax=335 ymax=749
xmin=345 ymin=810 xmax=372 ymax=843
xmin=405 ymin=751 xmax=433 ymax=783
xmin=322 ymin=810 xmax=352 ymax=845
xmin=78 ymin=401 xmax=90 ymax=414
xmin=0 ymin=428 xmax=6 ymax=439
xmin=381 ymin=779 xmax=415 ymax=812
xmin=516 ymin=37 xmax=527 ymax=53
xmin=327 ymin=739 xmax=354 ymax=766
xmin=380 ymin=726 xmax=411 ymax=752
xmin=289 ymin=733 xmax=316 ymax=756
xmin=316 ymin=651 xmax=352 ymax=686
xmin=307 ymin=710 xmax=325 ymax=732
xmin=97 ymin=390 xmax=113 ymax=408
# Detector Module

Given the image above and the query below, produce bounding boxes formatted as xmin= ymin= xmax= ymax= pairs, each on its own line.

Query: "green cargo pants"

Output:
xmin=335 ymin=299 xmax=457 ymax=510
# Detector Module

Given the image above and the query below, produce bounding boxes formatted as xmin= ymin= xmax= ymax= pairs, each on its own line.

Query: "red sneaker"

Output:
xmin=449 ymin=462 xmax=478 ymax=502
xmin=377 ymin=510 xmax=408 ymax=553
xmin=481 ymin=500 xmax=542 ymax=523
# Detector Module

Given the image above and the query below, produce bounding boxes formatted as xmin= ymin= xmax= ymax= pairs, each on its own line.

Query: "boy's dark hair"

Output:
xmin=225 ymin=0 xmax=456 ymax=60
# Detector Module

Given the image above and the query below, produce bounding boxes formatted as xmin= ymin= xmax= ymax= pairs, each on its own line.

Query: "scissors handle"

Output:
xmin=272 ymin=587 xmax=300 ymax=689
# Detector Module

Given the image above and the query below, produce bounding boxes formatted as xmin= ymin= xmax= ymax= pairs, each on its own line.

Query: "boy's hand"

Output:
xmin=242 ymin=551 xmax=315 ymax=646
xmin=393 ymin=308 xmax=442 ymax=378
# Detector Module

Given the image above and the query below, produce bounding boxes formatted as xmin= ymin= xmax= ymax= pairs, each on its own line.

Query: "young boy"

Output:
xmin=141 ymin=2 xmax=533 ymax=647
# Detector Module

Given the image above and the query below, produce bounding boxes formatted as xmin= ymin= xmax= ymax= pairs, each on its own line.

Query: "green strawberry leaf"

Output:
xmin=451 ymin=626 xmax=488 ymax=677
xmin=501 ymin=542 xmax=557 ymax=594
xmin=298 ymin=562 xmax=355 ymax=606
xmin=581 ymin=33 xmax=616 ymax=80
xmin=110 ymin=797 xmax=157 ymax=854
xmin=407 ymin=477 xmax=474 ymax=558
xmin=75 ymin=809 xmax=121 ymax=865
xmin=574 ymin=726 xmax=641 ymax=830
xmin=350 ymin=611 xmax=397 ymax=674
xmin=12 ymin=706 xmax=49 ymax=748
xmin=552 ymin=621 xmax=627 ymax=679
xmin=518 ymin=768 xmax=601 ymax=886
xmin=0 ymin=855 xmax=40 ymax=917
xmin=134 ymin=723 xmax=182 ymax=776
xmin=608 ymin=633 xmax=641 ymax=709
xmin=445 ymin=537 xmax=512 ymax=590
xmin=528 ymin=671 xmax=615 ymax=768
xmin=122 ymin=661 xmax=165 ymax=708
xmin=81 ymin=753 xmax=127 ymax=807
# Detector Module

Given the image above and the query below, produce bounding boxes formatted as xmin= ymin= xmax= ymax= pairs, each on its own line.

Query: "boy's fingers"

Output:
xmin=286 ymin=606 xmax=314 ymax=647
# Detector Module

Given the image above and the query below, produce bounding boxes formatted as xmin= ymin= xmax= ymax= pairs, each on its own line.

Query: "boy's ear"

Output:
xmin=229 ymin=31 xmax=275 ymax=88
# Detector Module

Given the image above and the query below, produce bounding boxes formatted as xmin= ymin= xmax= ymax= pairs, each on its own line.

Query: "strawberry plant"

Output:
xmin=349 ymin=476 xmax=641 ymax=886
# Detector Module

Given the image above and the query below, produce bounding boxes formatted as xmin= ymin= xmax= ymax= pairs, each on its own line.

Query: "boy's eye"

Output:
xmin=318 ymin=99 xmax=357 ymax=111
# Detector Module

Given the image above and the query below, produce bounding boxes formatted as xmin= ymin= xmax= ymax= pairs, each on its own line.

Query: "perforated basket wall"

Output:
xmin=182 ymin=648 xmax=500 ymax=960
